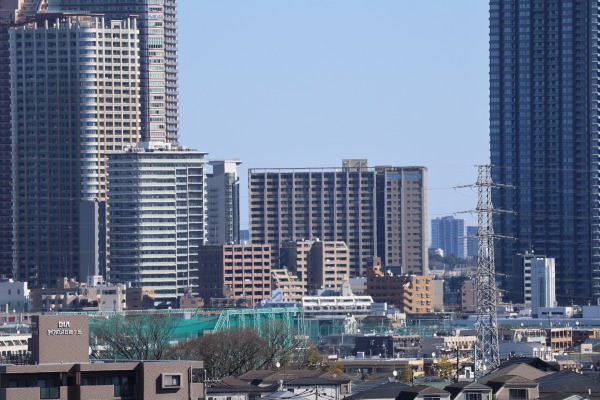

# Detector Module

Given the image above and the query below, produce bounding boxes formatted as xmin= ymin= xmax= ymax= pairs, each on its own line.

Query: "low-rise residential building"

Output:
xmin=397 ymin=385 xmax=450 ymax=400
xmin=0 ymin=333 xmax=30 ymax=364
xmin=125 ymin=287 xmax=156 ymax=310
xmin=0 ymin=315 xmax=205 ymax=400
xmin=0 ymin=280 xmax=29 ymax=312
xmin=444 ymin=382 xmax=493 ymax=400
xmin=572 ymin=328 xmax=600 ymax=346
xmin=486 ymin=376 xmax=540 ymax=400
xmin=499 ymin=328 xmax=547 ymax=345
xmin=271 ymin=269 xmax=304 ymax=303
xmin=339 ymin=358 xmax=424 ymax=380
xmin=344 ymin=381 xmax=411 ymax=400
xmin=236 ymin=369 xmax=352 ymax=397
xmin=499 ymin=342 xmax=552 ymax=361
xmin=421 ymin=333 xmax=477 ymax=359
xmin=31 ymin=279 xmax=127 ymax=312
xmin=545 ymin=327 xmax=573 ymax=352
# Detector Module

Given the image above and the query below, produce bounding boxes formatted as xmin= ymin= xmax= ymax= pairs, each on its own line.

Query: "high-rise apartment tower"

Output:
xmin=490 ymin=0 xmax=600 ymax=303
xmin=0 ymin=0 xmax=47 ymax=277
xmin=10 ymin=14 xmax=141 ymax=287
xmin=48 ymin=0 xmax=179 ymax=143
xmin=107 ymin=143 xmax=207 ymax=307
xmin=249 ymin=160 xmax=427 ymax=276
xmin=249 ymin=161 xmax=377 ymax=276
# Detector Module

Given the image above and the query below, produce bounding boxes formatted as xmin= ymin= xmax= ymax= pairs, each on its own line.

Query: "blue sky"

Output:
xmin=178 ymin=1 xmax=490 ymax=229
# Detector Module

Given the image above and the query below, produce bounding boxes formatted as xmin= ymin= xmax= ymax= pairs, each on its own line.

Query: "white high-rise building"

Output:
xmin=106 ymin=142 xmax=207 ymax=307
xmin=531 ymin=257 xmax=556 ymax=317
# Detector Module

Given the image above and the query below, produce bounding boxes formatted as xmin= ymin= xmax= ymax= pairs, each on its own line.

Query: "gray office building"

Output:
xmin=490 ymin=0 xmax=599 ymax=303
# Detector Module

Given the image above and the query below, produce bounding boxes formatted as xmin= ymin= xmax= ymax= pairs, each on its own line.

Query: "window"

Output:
xmin=38 ymin=379 xmax=60 ymax=399
xmin=509 ymin=389 xmax=528 ymax=400
xmin=465 ymin=393 xmax=483 ymax=400
xmin=162 ymin=374 xmax=182 ymax=388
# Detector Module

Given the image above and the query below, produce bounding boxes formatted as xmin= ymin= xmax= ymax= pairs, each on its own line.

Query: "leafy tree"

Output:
xmin=436 ymin=355 xmax=454 ymax=379
xmin=398 ymin=364 xmax=413 ymax=383
xmin=329 ymin=361 xmax=344 ymax=375
xmin=304 ymin=344 xmax=343 ymax=373
xmin=90 ymin=314 xmax=178 ymax=360
xmin=306 ymin=343 xmax=328 ymax=370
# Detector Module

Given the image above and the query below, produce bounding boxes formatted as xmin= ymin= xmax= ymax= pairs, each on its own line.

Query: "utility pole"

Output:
xmin=473 ymin=165 xmax=500 ymax=373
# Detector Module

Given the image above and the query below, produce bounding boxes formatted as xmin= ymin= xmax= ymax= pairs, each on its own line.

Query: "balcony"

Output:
xmin=0 ymin=386 xmax=67 ymax=400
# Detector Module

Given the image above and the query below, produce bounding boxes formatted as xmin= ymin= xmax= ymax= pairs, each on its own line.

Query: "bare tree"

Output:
xmin=90 ymin=314 xmax=178 ymax=360
xmin=166 ymin=327 xmax=270 ymax=378
xmin=165 ymin=321 xmax=308 ymax=379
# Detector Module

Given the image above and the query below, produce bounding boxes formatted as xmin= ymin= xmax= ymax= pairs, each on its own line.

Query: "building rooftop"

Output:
xmin=344 ymin=381 xmax=411 ymax=400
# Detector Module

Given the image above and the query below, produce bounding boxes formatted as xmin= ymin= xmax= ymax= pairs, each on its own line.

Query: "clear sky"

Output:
xmin=178 ymin=1 xmax=490 ymax=230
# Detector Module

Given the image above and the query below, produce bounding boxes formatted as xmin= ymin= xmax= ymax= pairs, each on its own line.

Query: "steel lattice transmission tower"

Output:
xmin=474 ymin=165 xmax=500 ymax=373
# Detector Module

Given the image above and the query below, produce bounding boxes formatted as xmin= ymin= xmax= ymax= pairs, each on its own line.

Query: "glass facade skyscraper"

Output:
xmin=490 ymin=0 xmax=600 ymax=303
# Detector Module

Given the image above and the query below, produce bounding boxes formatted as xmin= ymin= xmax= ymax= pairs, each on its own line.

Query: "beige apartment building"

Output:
xmin=281 ymin=239 xmax=312 ymax=294
xmin=271 ymin=268 xmax=304 ymax=302
xmin=197 ymin=244 xmax=271 ymax=306
xmin=281 ymin=239 xmax=350 ymax=293
xmin=249 ymin=160 xmax=428 ymax=278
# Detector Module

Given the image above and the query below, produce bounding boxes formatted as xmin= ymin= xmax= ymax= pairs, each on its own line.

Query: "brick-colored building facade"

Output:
xmin=365 ymin=258 xmax=434 ymax=314
xmin=197 ymin=244 xmax=271 ymax=306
